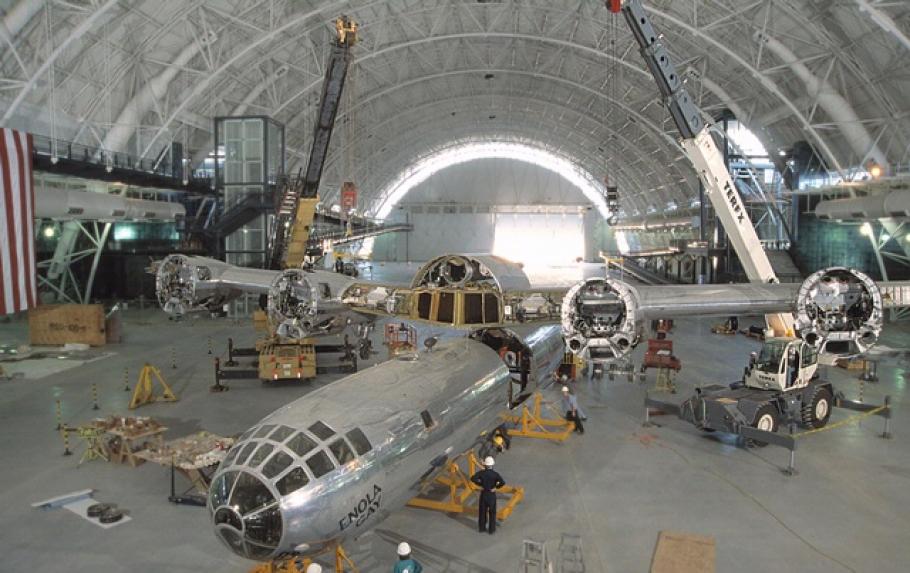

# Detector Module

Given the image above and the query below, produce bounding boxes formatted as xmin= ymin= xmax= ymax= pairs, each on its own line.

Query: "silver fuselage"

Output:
xmin=208 ymin=324 xmax=564 ymax=559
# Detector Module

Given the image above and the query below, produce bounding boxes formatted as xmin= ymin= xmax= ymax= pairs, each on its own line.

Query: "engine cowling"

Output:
xmin=561 ymin=278 xmax=641 ymax=364
xmin=267 ymin=269 xmax=319 ymax=339
xmin=795 ymin=267 xmax=883 ymax=357
xmin=155 ymin=254 xmax=236 ymax=316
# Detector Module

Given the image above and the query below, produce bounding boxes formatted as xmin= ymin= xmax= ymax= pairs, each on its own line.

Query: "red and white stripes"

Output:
xmin=0 ymin=127 xmax=37 ymax=315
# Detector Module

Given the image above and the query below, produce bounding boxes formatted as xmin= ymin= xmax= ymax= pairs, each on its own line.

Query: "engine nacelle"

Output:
xmin=155 ymin=254 xmax=237 ymax=316
xmin=268 ymin=269 xmax=362 ymax=339
xmin=267 ymin=269 xmax=319 ymax=339
xmin=795 ymin=267 xmax=883 ymax=357
xmin=561 ymin=278 xmax=641 ymax=364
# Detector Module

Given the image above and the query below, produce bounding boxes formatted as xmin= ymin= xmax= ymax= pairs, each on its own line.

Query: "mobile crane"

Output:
xmin=612 ymin=0 xmax=835 ymax=439
xmin=256 ymin=16 xmax=359 ymax=383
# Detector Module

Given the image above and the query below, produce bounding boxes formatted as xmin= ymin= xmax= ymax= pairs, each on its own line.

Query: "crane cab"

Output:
xmin=744 ymin=337 xmax=818 ymax=392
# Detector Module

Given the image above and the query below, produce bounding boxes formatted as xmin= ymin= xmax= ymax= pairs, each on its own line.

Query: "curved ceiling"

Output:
xmin=1 ymin=0 xmax=908 ymax=217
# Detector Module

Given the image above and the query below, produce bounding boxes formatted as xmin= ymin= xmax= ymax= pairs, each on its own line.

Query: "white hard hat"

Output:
xmin=562 ymin=385 xmax=569 ymax=392
xmin=397 ymin=542 xmax=411 ymax=556
xmin=484 ymin=456 xmax=495 ymax=467
xmin=560 ymin=374 xmax=568 ymax=381
xmin=305 ymin=565 xmax=322 ymax=573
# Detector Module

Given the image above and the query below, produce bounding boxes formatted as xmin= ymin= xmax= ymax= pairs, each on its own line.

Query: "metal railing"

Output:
xmin=31 ymin=134 xmax=213 ymax=188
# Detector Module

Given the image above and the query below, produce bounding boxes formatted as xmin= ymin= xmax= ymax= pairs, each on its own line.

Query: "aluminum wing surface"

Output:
xmin=154 ymin=254 xmax=410 ymax=338
xmin=562 ymin=267 xmax=906 ymax=364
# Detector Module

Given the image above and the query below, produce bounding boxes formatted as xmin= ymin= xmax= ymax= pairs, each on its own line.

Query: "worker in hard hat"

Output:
xmin=561 ymin=386 xmax=585 ymax=434
xmin=558 ymin=375 xmax=587 ymax=421
xmin=393 ymin=542 xmax=423 ymax=573
xmin=470 ymin=456 xmax=506 ymax=534
xmin=306 ymin=564 xmax=322 ymax=573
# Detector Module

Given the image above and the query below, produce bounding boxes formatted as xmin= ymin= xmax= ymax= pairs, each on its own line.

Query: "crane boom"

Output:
xmin=617 ymin=0 xmax=793 ymax=335
xmin=267 ymin=16 xmax=358 ymax=270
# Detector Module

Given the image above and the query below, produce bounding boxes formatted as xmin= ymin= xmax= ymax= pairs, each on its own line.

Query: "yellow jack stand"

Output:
xmin=128 ymin=363 xmax=178 ymax=410
xmin=500 ymin=392 xmax=574 ymax=442
xmin=249 ymin=544 xmax=358 ymax=573
xmin=653 ymin=367 xmax=677 ymax=394
xmin=407 ymin=451 xmax=525 ymax=521
xmin=76 ymin=426 xmax=108 ymax=466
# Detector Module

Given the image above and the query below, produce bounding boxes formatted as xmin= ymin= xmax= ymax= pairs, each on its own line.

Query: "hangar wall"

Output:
xmin=371 ymin=157 xmax=602 ymax=262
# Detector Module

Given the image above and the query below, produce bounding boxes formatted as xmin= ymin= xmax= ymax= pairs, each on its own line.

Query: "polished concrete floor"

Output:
xmin=0 ymin=308 xmax=908 ymax=572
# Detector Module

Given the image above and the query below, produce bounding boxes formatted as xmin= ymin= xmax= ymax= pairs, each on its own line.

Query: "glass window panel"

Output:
xmin=221 ymin=445 xmax=241 ymax=467
xmin=305 ymin=450 xmax=335 ymax=478
xmin=254 ymin=425 xmax=276 ymax=439
xmin=225 ymin=120 xmax=241 ymax=140
xmin=286 ymin=433 xmax=317 ymax=457
xmin=236 ymin=442 xmax=258 ymax=466
xmin=269 ymin=425 xmax=295 ymax=442
xmin=244 ymin=504 xmax=282 ymax=547
xmin=307 ymin=421 xmax=336 ymax=441
xmin=230 ymin=472 xmax=275 ymax=515
xmin=209 ymin=471 xmax=238 ymax=508
xmin=214 ymin=506 xmax=242 ymax=530
xmin=244 ymin=140 xmax=262 ymax=160
xmin=244 ymin=119 xmax=262 ymax=139
xmin=328 ymin=438 xmax=355 ymax=465
xmin=249 ymin=443 xmax=274 ymax=468
xmin=345 ymin=428 xmax=372 ymax=456
xmin=262 ymin=451 xmax=293 ymax=479
xmin=226 ymin=163 xmax=242 ymax=183
xmin=245 ymin=542 xmax=276 ymax=560
xmin=246 ymin=162 xmax=262 ymax=182
xmin=275 ymin=466 xmax=309 ymax=496
xmin=217 ymin=527 xmax=244 ymax=554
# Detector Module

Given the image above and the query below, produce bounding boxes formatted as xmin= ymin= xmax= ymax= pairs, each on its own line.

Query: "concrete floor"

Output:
xmin=0 ymin=308 xmax=908 ymax=572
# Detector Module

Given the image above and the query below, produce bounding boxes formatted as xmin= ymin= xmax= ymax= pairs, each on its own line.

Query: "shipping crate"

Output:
xmin=28 ymin=304 xmax=106 ymax=346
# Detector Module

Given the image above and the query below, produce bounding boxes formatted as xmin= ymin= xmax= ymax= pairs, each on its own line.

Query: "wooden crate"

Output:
xmin=28 ymin=304 xmax=106 ymax=346
xmin=651 ymin=530 xmax=715 ymax=573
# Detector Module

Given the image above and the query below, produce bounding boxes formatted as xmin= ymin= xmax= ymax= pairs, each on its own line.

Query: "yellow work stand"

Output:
xmin=128 ymin=363 xmax=178 ymax=410
xmin=500 ymin=393 xmax=575 ymax=442
xmin=250 ymin=544 xmax=358 ymax=573
xmin=653 ymin=367 xmax=677 ymax=394
xmin=407 ymin=451 xmax=525 ymax=521
xmin=76 ymin=426 xmax=108 ymax=466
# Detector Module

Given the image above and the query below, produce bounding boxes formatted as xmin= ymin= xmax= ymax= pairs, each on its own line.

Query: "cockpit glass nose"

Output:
xmin=232 ymin=472 xmax=274 ymax=514
xmin=210 ymin=471 xmax=282 ymax=560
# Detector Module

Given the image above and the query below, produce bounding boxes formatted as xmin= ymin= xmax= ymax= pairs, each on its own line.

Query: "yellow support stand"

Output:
xmin=500 ymin=392 xmax=575 ymax=442
xmin=406 ymin=451 xmax=525 ymax=521
xmin=76 ymin=426 xmax=108 ymax=466
xmin=128 ymin=363 xmax=178 ymax=410
xmin=653 ymin=367 xmax=677 ymax=394
xmin=249 ymin=544 xmax=358 ymax=573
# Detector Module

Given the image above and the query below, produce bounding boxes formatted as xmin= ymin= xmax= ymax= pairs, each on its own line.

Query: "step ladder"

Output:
xmin=557 ymin=533 xmax=585 ymax=573
xmin=520 ymin=539 xmax=551 ymax=573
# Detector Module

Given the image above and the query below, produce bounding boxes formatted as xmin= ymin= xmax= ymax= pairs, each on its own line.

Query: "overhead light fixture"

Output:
xmin=43 ymin=226 xmax=56 ymax=238
xmin=859 ymin=222 xmax=873 ymax=237
xmin=869 ymin=163 xmax=883 ymax=179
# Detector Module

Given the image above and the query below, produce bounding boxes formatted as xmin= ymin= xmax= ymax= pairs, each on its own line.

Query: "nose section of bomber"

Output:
xmin=209 ymin=469 xmax=283 ymax=560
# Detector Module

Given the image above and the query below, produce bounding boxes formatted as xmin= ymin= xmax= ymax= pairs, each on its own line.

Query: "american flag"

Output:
xmin=0 ymin=128 xmax=37 ymax=315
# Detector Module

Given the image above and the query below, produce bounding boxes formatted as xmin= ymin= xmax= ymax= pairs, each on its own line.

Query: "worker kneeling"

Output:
xmin=393 ymin=542 xmax=423 ymax=573
xmin=471 ymin=456 xmax=506 ymax=535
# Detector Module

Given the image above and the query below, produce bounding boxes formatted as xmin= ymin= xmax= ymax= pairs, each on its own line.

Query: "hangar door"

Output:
xmin=492 ymin=211 xmax=585 ymax=267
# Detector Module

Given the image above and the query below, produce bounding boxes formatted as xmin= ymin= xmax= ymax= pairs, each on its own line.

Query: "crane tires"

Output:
xmin=747 ymin=404 xmax=779 ymax=448
xmin=802 ymin=386 xmax=833 ymax=429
